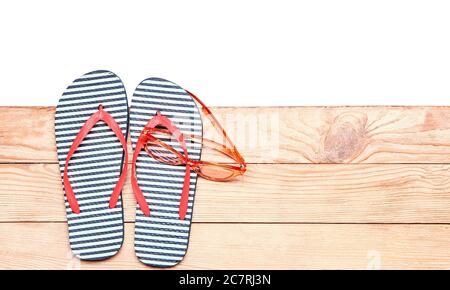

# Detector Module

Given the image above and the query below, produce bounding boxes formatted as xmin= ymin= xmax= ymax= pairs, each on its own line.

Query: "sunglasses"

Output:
xmin=137 ymin=91 xmax=246 ymax=181
xmin=131 ymin=90 xmax=247 ymax=219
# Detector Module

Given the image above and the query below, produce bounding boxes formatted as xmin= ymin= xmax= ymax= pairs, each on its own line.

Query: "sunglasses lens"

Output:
xmin=197 ymin=164 xmax=236 ymax=180
xmin=146 ymin=140 xmax=183 ymax=165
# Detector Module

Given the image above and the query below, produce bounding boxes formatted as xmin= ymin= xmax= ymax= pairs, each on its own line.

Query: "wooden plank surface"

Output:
xmin=2 ymin=163 xmax=450 ymax=223
xmin=3 ymin=106 xmax=450 ymax=163
xmin=1 ymin=223 xmax=450 ymax=270
xmin=1 ymin=106 xmax=450 ymax=269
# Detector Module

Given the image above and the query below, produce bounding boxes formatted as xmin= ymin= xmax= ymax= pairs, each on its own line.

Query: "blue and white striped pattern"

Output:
xmin=130 ymin=77 xmax=203 ymax=267
xmin=55 ymin=70 xmax=128 ymax=260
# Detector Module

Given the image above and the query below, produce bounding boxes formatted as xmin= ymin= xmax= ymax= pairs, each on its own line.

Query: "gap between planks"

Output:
xmin=4 ymin=221 xmax=450 ymax=225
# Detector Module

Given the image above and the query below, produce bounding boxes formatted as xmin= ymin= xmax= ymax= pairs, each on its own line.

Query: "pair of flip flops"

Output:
xmin=55 ymin=70 xmax=202 ymax=267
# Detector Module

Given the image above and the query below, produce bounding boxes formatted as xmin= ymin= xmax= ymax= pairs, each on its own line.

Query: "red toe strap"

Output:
xmin=63 ymin=105 xmax=128 ymax=214
xmin=179 ymin=164 xmax=191 ymax=220
xmin=132 ymin=112 xmax=191 ymax=220
xmin=131 ymin=136 xmax=151 ymax=216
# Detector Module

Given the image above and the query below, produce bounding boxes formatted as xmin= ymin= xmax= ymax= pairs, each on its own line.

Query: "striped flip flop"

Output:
xmin=55 ymin=70 xmax=129 ymax=261
xmin=130 ymin=77 xmax=203 ymax=267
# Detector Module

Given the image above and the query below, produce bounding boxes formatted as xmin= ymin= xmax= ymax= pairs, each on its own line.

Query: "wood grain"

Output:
xmin=3 ymin=106 xmax=450 ymax=163
xmin=2 ymin=163 xmax=450 ymax=223
xmin=2 ymin=106 xmax=450 ymax=269
xmin=1 ymin=223 xmax=450 ymax=270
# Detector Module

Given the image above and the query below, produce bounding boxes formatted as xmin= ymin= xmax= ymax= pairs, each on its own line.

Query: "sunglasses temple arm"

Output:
xmin=186 ymin=90 xmax=241 ymax=153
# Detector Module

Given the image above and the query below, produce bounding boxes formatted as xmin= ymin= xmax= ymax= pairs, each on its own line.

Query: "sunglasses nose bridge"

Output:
xmin=138 ymin=132 xmax=148 ymax=143
xmin=185 ymin=159 xmax=199 ymax=168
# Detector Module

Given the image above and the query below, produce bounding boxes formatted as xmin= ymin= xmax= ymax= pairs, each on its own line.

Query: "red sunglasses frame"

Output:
xmin=140 ymin=91 xmax=247 ymax=181
xmin=131 ymin=91 xmax=247 ymax=220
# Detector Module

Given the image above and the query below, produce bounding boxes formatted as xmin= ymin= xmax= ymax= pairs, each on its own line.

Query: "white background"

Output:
xmin=1 ymin=0 xmax=450 ymax=106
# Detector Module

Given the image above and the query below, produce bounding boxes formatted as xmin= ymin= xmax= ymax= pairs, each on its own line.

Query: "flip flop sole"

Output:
xmin=130 ymin=77 xmax=203 ymax=267
xmin=55 ymin=70 xmax=128 ymax=261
